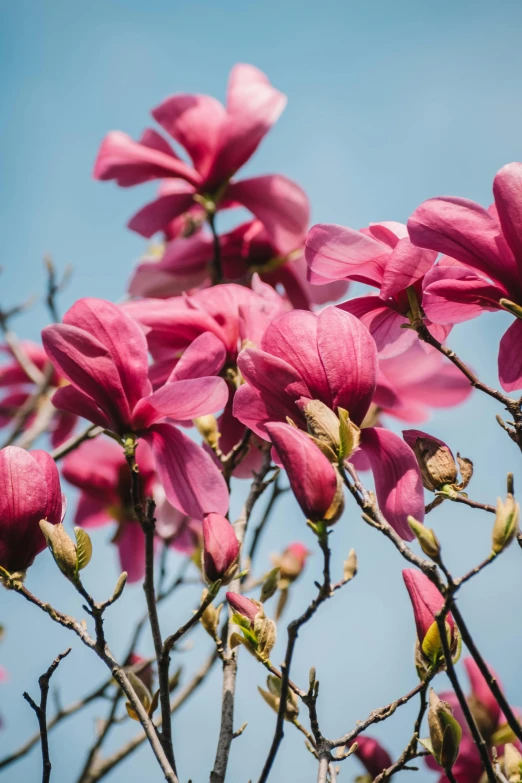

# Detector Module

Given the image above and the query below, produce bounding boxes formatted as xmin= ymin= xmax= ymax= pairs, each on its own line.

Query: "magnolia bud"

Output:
xmin=202 ymin=513 xmax=240 ymax=585
xmin=39 ymin=522 xmax=92 ymax=581
xmin=402 ymin=570 xmax=458 ymax=669
xmin=200 ymin=600 xmax=223 ymax=639
xmin=301 ymin=400 xmax=340 ymax=454
xmin=260 ymin=568 xmax=281 ymax=602
xmin=226 ymin=593 xmax=259 ymax=625
xmin=492 ymin=494 xmax=520 ymax=555
xmin=426 ymin=689 xmax=462 ymax=770
xmin=503 ymin=743 xmax=522 ymax=782
xmin=403 ymin=430 xmax=458 ymax=492
xmin=258 ymin=675 xmax=299 ymax=721
xmin=343 ymin=549 xmax=358 ymax=582
xmin=272 ymin=542 xmax=309 ymax=587
xmin=194 ymin=415 xmax=220 ymax=450
xmin=254 ymin=613 xmax=277 ymax=662
xmin=408 ymin=516 xmax=441 ymax=561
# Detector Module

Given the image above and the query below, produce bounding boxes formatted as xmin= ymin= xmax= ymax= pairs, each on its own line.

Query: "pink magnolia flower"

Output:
xmin=305 ymin=221 xmax=448 ymax=358
xmin=375 ymin=341 xmax=472 ymax=423
xmin=129 ymin=219 xmax=348 ymax=310
xmin=0 ymin=446 xmax=65 ymax=573
xmin=408 ymin=162 xmax=522 ymax=391
xmin=233 ymin=308 xmax=424 ymax=539
xmin=94 ymin=64 xmax=309 ymax=255
xmin=42 ymin=298 xmax=229 ymax=519
xmin=124 ymin=280 xmax=286 ymax=478
xmin=225 ymin=592 xmax=259 ymax=625
xmin=202 ymin=512 xmax=239 ymax=584
xmin=0 ymin=341 xmax=76 ymax=447
xmin=402 ymin=569 xmax=456 ymax=648
xmin=266 ymin=422 xmax=340 ymax=522
xmin=426 ymin=657 xmax=521 ymax=782
xmin=62 ymin=437 xmax=167 ymax=583
xmin=347 ymin=735 xmax=392 ymax=778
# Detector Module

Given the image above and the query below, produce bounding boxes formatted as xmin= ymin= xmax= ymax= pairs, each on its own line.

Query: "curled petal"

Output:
xmin=498 ymin=318 xmax=522 ymax=392
xmin=305 ymin=223 xmax=388 ymax=286
xmin=132 ymin=376 xmax=228 ymax=429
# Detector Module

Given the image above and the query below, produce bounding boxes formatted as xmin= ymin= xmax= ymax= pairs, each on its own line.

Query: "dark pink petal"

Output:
xmin=379 ymin=238 xmax=437 ymax=299
xmin=225 ymin=592 xmax=259 ymax=624
xmin=359 ymin=427 xmax=424 ymax=539
xmin=492 ymin=163 xmax=522 ymax=273
xmin=402 ymin=569 xmax=446 ymax=643
xmin=305 ymin=224 xmax=389 ymax=286
xmin=338 ymin=297 xmax=416 ymax=358
xmin=127 ymin=188 xmax=196 ymax=238
xmin=204 ymin=64 xmax=286 ymax=187
xmin=226 ymin=174 xmax=309 ymax=255
xmin=50 ymin=411 xmax=77 ymax=449
xmin=408 ymin=196 xmax=519 ymax=289
xmin=266 ymin=422 xmax=338 ymax=521
xmin=202 ymin=512 xmax=239 ymax=582
xmin=238 ymin=275 xmax=287 ymax=346
xmin=464 ymin=657 xmax=502 ymax=727
xmin=152 ymin=94 xmax=226 ymax=177
xmin=128 ymin=233 xmax=213 ymax=298
xmin=260 ymin=311 xmax=330 ymax=403
xmin=50 ymin=385 xmax=113 ymax=431
xmin=498 ymin=318 xmax=522 ymax=392
xmin=116 ymin=523 xmax=146 ymax=583
xmin=422 ymin=265 xmax=505 ymax=325
xmin=317 ymin=307 xmax=377 ymax=424
xmin=74 ymin=494 xmax=111 ymax=528
xmin=30 ymin=450 xmax=63 ymax=525
xmin=132 ymin=376 xmax=228 ymax=429
xmin=168 ymin=332 xmax=227 ymax=381
xmin=230 ymin=384 xmax=275 ymax=440
xmin=143 ymin=423 xmax=229 ymax=519
xmin=93 ymin=131 xmax=201 ymax=187
xmin=42 ymin=324 xmax=132 ymax=431
xmin=348 ymin=735 xmax=392 ymax=777
xmin=368 ymin=221 xmax=409 ymax=247
xmin=62 ymin=438 xmax=121 ymax=501
xmin=64 ymin=298 xmax=151 ymax=409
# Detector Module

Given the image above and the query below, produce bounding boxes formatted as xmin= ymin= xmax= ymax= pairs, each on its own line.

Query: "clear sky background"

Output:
xmin=1 ymin=1 xmax=522 ymax=781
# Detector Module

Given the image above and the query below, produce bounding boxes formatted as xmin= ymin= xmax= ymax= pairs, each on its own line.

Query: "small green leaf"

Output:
xmin=74 ymin=528 xmax=93 ymax=574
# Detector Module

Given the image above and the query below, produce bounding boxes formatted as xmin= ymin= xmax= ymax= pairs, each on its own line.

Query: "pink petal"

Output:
xmin=260 ymin=311 xmax=330 ymax=402
xmin=305 ymin=223 xmax=389 ymax=286
xmin=317 ymin=307 xmax=377 ymax=425
xmin=132 ymin=376 xmax=228 ymax=429
xmin=348 ymin=735 xmax=392 ymax=777
xmin=359 ymin=427 xmax=424 ymax=539
xmin=116 ymin=522 xmax=146 ymax=583
xmin=266 ymin=422 xmax=338 ymax=522
xmin=379 ymin=237 xmax=437 ymax=299
xmin=64 ymin=298 xmax=151 ymax=409
xmin=168 ymin=332 xmax=227 ymax=381
xmin=42 ymin=324 xmax=132 ymax=431
xmin=143 ymin=423 xmax=229 ymax=519
xmin=152 ymin=94 xmax=226 ymax=177
xmin=493 ymin=163 xmax=522 ymax=274
xmin=230 ymin=383 xmax=275 ymax=440
xmin=93 ymin=131 xmax=201 ymax=187
xmin=498 ymin=318 xmax=522 ymax=392
xmin=202 ymin=512 xmax=239 ymax=582
xmin=226 ymin=174 xmax=309 ymax=255
xmin=74 ymin=494 xmax=112 ymax=528
xmin=408 ymin=196 xmax=519 ymax=290
xmin=62 ymin=438 xmax=121 ymax=500
xmin=127 ymin=188 xmax=196 ymax=238
xmin=30 ymin=450 xmax=63 ymax=525
xmin=464 ymin=657 xmax=502 ymax=727
xmin=50 ymin=385 xmax=113 ymax=431
xmin=422 ymin=265 xmax=505 ymax=325
xmin=50 ymin=411 xmax=77 ymax=449
xmin=204 ymin=64 xmax=286 ymax=188
xmin=402 ymin=569 xmax=446 ymax=643
xmin=338 ymin=297 xmax=416 ymax=359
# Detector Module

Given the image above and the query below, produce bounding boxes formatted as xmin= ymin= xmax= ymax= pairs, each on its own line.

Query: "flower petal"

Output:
xmin=132 ymin=376 xmax=228 ymax=429
xmin=379 ymin=237 xmax=437 ymax=299
xmin=498 ymin=318 xmax=522 ymax=392
xmin=116 ymin=523 xmax=146 ymax=583
xmin=168 ymin=332 xmax=227 ymax=381
xmin=492 ymin=162 xmax=522 ymax=275
xmin=51 ymin=385 xmax=113 ymax=431
xmin=359 ymin=427 xmax=424 ymax=539
xmin=127 ymin=188 xmax=196 ymax=238
xmin=422 ymin=265 xmax=505 ymax=325
xmin=305 ymin=223 xmax=389 ymax=286
xmin=338 ymin=297 xmax=416 ymax=358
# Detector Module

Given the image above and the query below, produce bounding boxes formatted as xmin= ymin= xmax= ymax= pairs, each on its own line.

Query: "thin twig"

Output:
xmin=23 ymin=648 xmax=72 ymax=783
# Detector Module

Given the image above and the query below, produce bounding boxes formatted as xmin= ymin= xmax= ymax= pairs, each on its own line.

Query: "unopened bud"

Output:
xmin=343 ymin=549 xmax=358 ymax=582
xmin=254 ymin=613 xmax=277 ymax=663
xmin=408 ymin=517 xmax=441 ymax=561
xmin=492 ymin=494 xmax=520 ymax=555
xmin=39 ymin=521 xmax=89 ymax=581
xmin=200 ymin=600 xmax=223 ymax=639
xmin=258 ymin=675 xmax=299 ymax=721
xmin=426 ymin=689 xmax=462 ymax=770
xmin=403 ymin=431 xmax=458 ymax=492
xmin=302 ymin=400 xmax=340 ymax=454
xmin=202 ymin=513 xmax=240 ymax=585
xmin=260 ymin=567 xmax=281 ymax=602
xmin=272 ymin=542 xmax=309 ymax=588
xmin=503 ymin=743 xmax=522 ymax=782
xmin=194 ymin=415 xmax=220 ymax=450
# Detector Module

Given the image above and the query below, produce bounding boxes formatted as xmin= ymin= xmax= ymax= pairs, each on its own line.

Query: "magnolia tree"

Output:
xmin=0 ymin=64 xmax=521 ymax=783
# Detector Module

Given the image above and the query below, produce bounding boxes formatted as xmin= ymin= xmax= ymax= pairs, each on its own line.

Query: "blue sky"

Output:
xmin=1 ymin=1 xmax=522 ymax=781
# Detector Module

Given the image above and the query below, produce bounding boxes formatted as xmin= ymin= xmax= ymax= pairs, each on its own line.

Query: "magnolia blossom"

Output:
xmin=305 ymin=221 xmax=448 ymax=357
xmin=233 ymin=307 xmax=424 ymax=538
xmin=63 ymin=437 xmax=197 ymax=582
xmin=347 ymin=735 xmax=392 ymax=778
xmin=0 ymin=446 xmax=65 ymax=573
xmin=375 ymin=341 xmax=472 ymax=423
xmin=202 ymin=512 xmax=239 ymax=583
xmin=426 ymin=658 xmax=522 ymax=782
xmin=402 ymin=569 xmax=456 ymax=651
xmin=408 ymin=162 xmax=522 ymax=391
xmin=42 ymin=297 xmax=229 ymax=519
xmin=128 ymin=219 xmax=348 ymax=310
xmin=125 ymin=280 xmax=286 ymax=478
xmin=94 ymin=64 xmax=309 ymax=255
xmin=226 ymin=592 xmax=259 ymax=625
xmin=0 ymin=341 xmax=76 ymax=447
